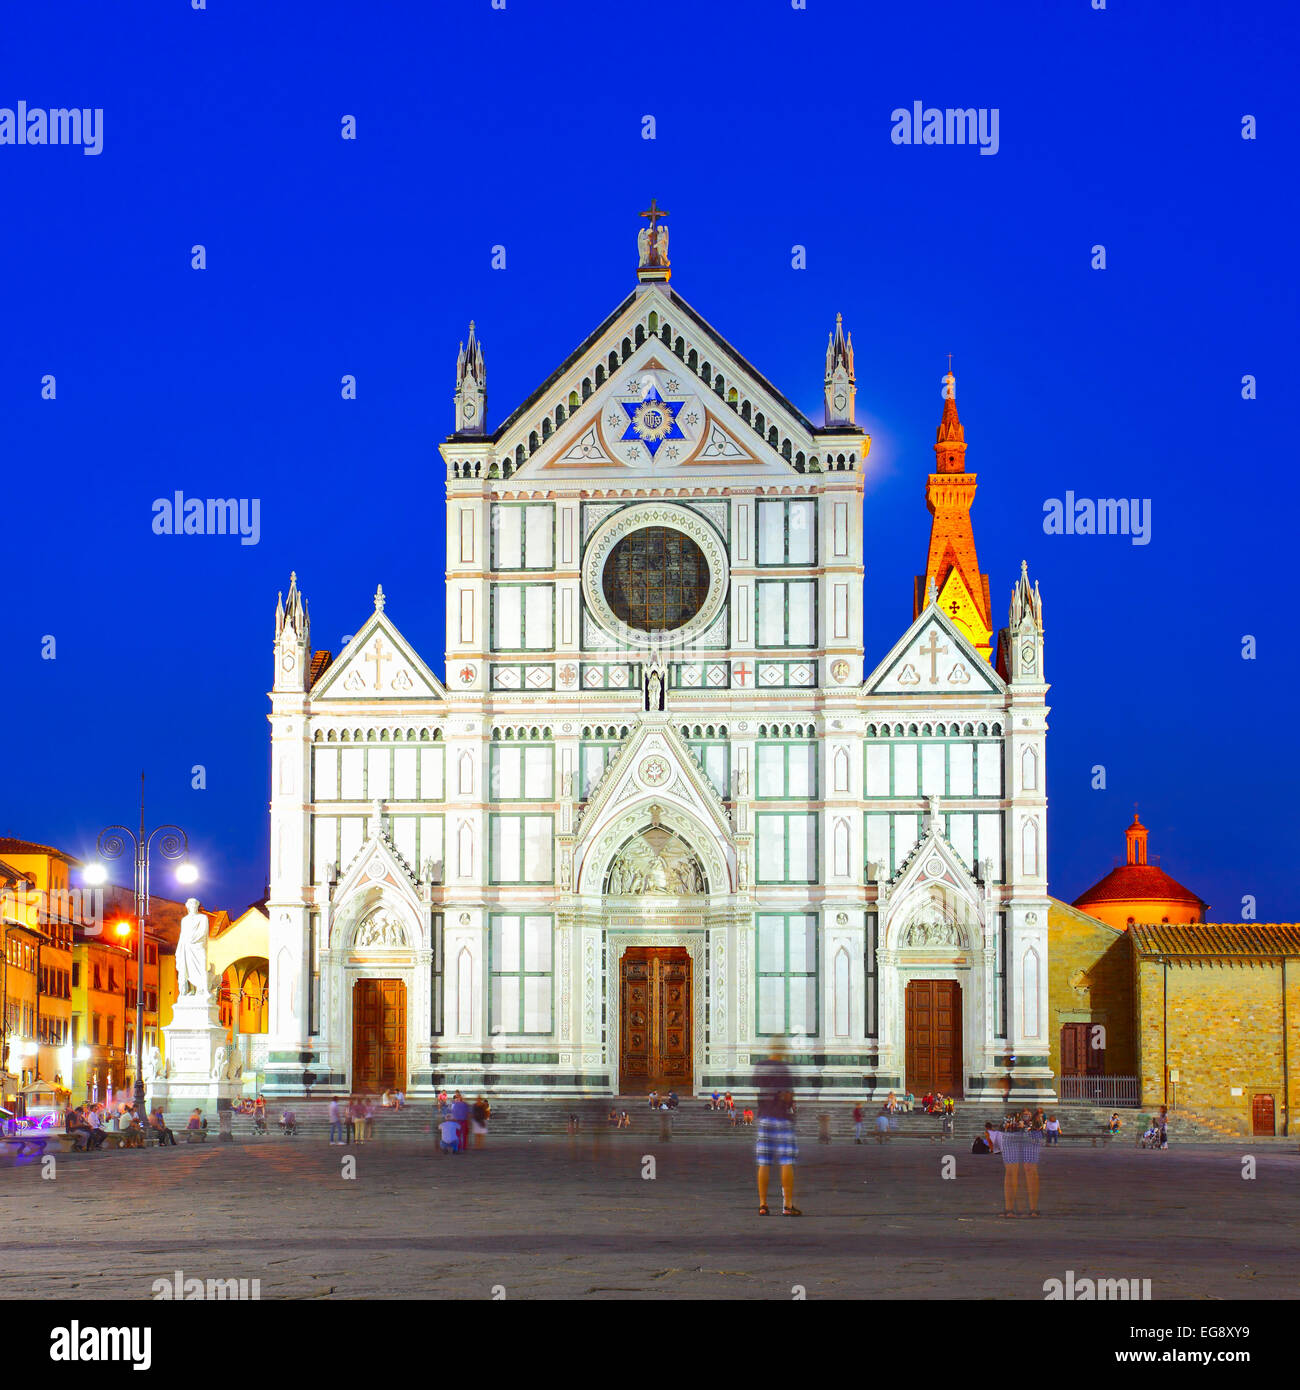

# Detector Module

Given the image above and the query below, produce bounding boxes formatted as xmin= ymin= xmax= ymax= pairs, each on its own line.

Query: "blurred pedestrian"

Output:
xmin=451 ymin=1091 xmax=470 ymax=1151
xmin=471 ymin=1094 xmax=489 ymax=1148
xmin=754 ymin=1045 xmax=800 ymax=1216
xmin=999 ymin=1119 xmax=1045 ymax=1216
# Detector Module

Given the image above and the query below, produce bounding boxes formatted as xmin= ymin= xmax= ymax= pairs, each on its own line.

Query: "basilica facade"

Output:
xmin=264 ymin=217 xmax=1052 ymax=1100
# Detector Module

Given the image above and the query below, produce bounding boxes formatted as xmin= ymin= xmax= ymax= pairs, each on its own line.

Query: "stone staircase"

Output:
xmin=216 ymin=1098 xmax=1116 ymax=1145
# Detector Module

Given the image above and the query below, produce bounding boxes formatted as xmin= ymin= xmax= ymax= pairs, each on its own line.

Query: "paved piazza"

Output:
xmin=3 ymin=1137 xmax=1297 ymax=1301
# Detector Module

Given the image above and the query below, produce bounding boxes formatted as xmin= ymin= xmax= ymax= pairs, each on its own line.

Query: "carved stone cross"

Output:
xmin=367 ymin=637 xmax=391 ymax=690
xmin=919 ymin=630 xmax=948 ymax=683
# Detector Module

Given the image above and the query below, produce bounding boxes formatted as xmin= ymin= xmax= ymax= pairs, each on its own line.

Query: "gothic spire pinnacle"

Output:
xmin=374 ymin=583 xmax=386 ymax=613
xmin=454 ymin=320 xmax=487 ymax=433
xmin=823 ymin=311 xmax=856 ymax=425
xmin=1009 ymin=560 xmax=1043 ymax=630
xmin=936 ymin=367 xmax=965 ymax=459
xmin=276 ymin=570 xmax=308 ymax=644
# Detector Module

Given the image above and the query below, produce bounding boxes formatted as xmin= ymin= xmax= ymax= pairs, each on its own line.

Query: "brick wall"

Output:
xmin=1135 ymin=955 xmax=1300 ymax=1135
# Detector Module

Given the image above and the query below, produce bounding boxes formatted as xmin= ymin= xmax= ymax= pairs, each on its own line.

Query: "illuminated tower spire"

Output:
xmin=914 ymin=366 xmax=992 ymax=662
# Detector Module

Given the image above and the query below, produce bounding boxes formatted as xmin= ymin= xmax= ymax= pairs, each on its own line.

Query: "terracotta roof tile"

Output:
xmin=0 ymin=836 xmax=80 ymax=864
xmin=1130 ymin=923 xmax=1300 ymax=957
xmin=310 ymin=650 xmax=333 ymax=684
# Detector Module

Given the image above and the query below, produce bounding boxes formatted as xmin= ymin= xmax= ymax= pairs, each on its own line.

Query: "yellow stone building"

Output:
xmin=1047 ymin=897 xmax=1135 ymax=1084
xmin=1133 ymin=923 xmax=1300 ymax=1136
xmin=0 ymin=838 xmax=77 ymax=1102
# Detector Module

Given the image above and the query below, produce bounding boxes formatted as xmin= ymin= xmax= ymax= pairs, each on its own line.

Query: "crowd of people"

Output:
xmin=432 ymin=1090 xmax=490 ymax=1153
xmin=62 ymin=1101 xmax=177 ymax=1149
xmin=326 ymin=1094 xmax=380 ymax=1144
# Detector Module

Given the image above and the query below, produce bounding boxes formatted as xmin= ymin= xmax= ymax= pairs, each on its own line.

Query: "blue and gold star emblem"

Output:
xmin=619 ymin=386 xmax=686 ymax=457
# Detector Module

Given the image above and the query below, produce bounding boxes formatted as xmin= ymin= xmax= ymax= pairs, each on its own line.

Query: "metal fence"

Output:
xmin=1058 ymin=1076 xmax=1140 ymax=1106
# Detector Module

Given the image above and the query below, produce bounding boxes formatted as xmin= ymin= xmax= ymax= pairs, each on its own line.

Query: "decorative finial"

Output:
xmin=926 ymin=577 xmax=939 ymax=607
xmin=1021 ymin=559 xmax=1029 ymax=577
xmin=374 ymin=584 xmax=386 ymax=612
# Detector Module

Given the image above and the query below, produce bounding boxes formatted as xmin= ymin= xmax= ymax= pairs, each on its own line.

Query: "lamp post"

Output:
xmin=85 ymin=774 xmax=196 ymax=1122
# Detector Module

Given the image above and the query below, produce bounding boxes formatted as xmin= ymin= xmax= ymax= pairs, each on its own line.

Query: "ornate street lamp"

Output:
xmin=84 ymin=774 xmax=196 ymax=1121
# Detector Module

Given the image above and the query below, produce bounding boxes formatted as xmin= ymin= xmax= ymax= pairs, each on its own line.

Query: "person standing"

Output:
xmin=1044 ymin=1114 xmax=1062 ymax=1146
xmin=998 ymin=1120 xmax=1045 ymax=1217
xmin=754 ymin=1046 xmax=800 ymax=1216
xmin=451 ymin=1091 xmax=470 ymax=1153
xmin=328 ymin=1096 xmax=344 ymax=1145
xmin=852 ymin=1101 xmax=865 ymax=1144
xmin=875 ymin=1106 xmax=891 ymax=1144
xmin=363 ymin=1095 xmax=376 ymax=1141
xmin=471 ymin=1095 xmax=489 ymax=1149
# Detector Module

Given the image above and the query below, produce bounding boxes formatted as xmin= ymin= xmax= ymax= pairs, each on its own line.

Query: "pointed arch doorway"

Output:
xmin=619 ymin=947 xmax=692 ymax=1094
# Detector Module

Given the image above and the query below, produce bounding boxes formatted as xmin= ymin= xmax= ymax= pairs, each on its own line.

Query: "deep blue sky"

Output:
xmin=3 ymin=1 xmax=1296 ymax=920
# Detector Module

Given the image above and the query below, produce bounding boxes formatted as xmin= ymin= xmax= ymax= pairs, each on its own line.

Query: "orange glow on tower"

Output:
xmin=914 ymin=370 xmax=993 ymax=662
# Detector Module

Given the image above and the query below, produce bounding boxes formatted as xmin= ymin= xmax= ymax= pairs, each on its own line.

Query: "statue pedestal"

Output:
xmin=150 ymin=994 xmax=243 ymax=1126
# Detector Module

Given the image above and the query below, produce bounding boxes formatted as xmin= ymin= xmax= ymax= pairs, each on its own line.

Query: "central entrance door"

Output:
xmin=352 ymin=979 xmax=406 ymax=1092
xmin=619 ymin=947 xmax=692 ymax=1093
xmin=905 ymin=979 xmax=962 ymax=1097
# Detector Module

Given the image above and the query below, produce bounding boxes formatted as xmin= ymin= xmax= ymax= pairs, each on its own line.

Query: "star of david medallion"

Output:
xmin=638 ymin=756 xmax=669 ymax=786
xmin=619 ymin=386 xmax=685 ymax=458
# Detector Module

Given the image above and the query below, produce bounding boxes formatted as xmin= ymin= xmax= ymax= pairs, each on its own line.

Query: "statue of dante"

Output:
xmin=175 ymin=898 xmax=210 ymax=998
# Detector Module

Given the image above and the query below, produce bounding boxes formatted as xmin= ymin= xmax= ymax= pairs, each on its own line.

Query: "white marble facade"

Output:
xmin=264 ymin=239 xmax=1052 ymax=1100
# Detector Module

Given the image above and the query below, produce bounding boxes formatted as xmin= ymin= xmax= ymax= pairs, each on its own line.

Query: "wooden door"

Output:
xmin=905 ymin=979 xmax=962 ymax=1096
xmin=619 ymin=947 xmax=691 ymax=1093
xmin=1252 ymin=1094 xmax=1275 ymax=1137
xmin=352 ymin=979 xmax=406 ymax=1092
xmin=1060 ymin=1023 xmax=1104 ymax=1076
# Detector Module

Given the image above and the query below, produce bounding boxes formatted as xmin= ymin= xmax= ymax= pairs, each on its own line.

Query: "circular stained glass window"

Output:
xmin=601 ymin=526 xmax=710 ymax=633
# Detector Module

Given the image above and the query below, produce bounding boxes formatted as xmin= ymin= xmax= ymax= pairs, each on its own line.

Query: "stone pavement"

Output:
xmin=2 ymin=1136 xmax=1297 ymax=1300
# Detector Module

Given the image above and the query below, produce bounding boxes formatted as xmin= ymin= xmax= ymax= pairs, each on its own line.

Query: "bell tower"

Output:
xmin=823 ymin=312 xmax=855 ymax=426
xmin=453 ymin=320 xmax=486 ymax=435
xmin=915 ymin=367 xmax=993 ymax=662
